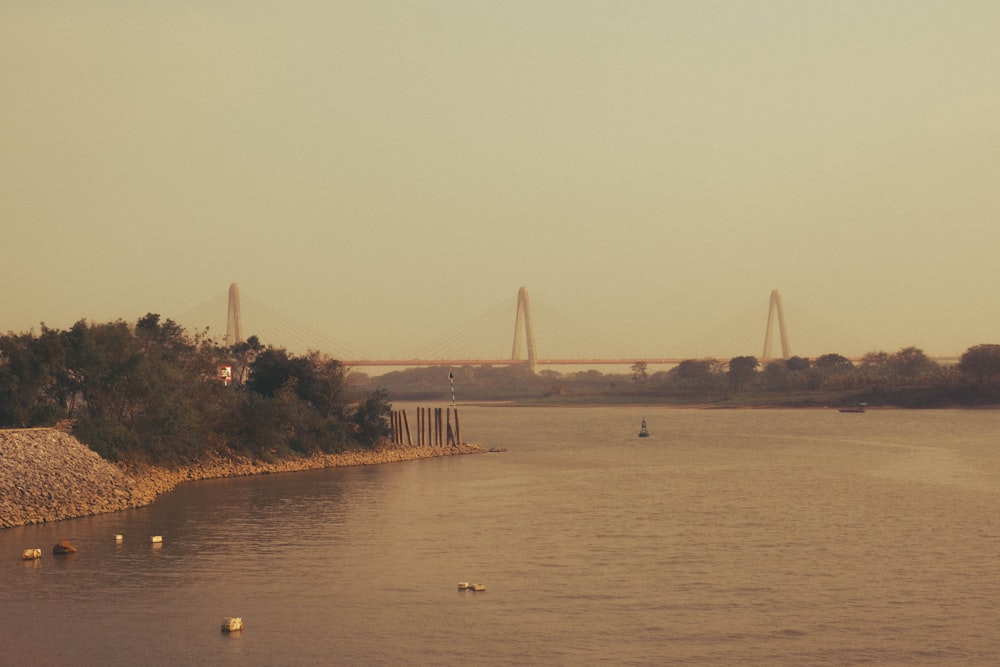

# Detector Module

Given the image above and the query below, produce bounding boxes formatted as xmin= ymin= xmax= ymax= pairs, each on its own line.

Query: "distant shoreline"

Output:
xmin=458 ymin=400 xmax=854 ymax=409
xmin=0 ymin=428 xmax=485 ymax=529
xmin=455 ymin=397 xmax=1000 ymax=410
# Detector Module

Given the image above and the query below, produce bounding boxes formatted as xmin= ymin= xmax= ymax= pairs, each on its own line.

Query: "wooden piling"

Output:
xmin=398 ymin=406 xmax=464 ymax=447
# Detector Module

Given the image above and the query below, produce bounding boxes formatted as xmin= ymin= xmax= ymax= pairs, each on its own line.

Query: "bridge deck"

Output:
xmin=344 ymin=357 xmax=958 ymax=367
xmin=348 ymin=358 xmax=704 ymax=366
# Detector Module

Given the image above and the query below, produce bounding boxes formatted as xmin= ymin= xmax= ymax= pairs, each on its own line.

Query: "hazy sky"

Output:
xmin=3 ymin=1 xmax=998 ymax=362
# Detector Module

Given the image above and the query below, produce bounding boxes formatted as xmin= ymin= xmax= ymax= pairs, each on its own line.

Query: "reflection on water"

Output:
xmin=2 ymin=407 xmax=1000 ymax=665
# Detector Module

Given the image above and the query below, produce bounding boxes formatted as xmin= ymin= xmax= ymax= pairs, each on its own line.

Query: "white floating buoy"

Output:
xmin=221 ymin=617 xmax=244 ymax=633
xmin=22 ymin=548 xmax=42 ymax=560
xmin=150 ymin=535 xmax=162 ymax=543
xmin=115 ymin=534 xmax=123 ymax=543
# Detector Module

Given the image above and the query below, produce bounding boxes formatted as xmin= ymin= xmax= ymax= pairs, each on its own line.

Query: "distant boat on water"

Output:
xmin=838 ymin=403 xmax=867 ymax=413
xmin=638 ymin=418 xmax=650 ymax=437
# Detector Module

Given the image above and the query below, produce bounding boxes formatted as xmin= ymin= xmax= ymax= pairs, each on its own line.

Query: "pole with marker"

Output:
xmin=449 ymin=370 xmax=456 ymax=410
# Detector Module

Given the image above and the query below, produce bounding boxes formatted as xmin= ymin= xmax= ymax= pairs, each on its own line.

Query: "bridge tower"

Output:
xmin=762 ymin=289 xmax=790 ymax=360
xmin=511 ymin=286 xmax=538 ymax=374
xmin=226 ymin=283 xmax=243 ymax=347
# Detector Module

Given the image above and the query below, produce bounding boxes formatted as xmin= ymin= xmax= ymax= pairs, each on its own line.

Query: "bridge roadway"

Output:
xmin=348 ymin=358 xmax=702 ymax=367
xmin=343 ymin=356 xmax=959 ymax=367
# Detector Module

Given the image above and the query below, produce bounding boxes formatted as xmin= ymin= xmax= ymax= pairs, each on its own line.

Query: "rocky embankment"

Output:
xmin=0 ymin=428 xmax=485 ymax=529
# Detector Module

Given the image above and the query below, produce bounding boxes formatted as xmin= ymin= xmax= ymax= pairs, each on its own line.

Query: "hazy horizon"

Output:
xmin=4 ymin=2 xmax=998 ymax=361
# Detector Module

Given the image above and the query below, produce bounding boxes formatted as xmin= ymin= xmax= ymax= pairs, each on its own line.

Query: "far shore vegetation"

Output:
xmin=4 ymin=315 xmax=1000 ymax=467
xmin=357 ymin=346 xmax=1000 ymax=409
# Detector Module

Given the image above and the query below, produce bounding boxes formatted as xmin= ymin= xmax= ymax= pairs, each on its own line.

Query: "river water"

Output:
xmin=3 ymin=405 xmax=1000 ymax=666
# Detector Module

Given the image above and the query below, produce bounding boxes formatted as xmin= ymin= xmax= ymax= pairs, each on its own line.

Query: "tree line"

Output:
xmin=0 ymin=315 xmax=392 ymax=464
xmin=636 ymin=345 xmax=1000 ymax=405
xmin=359 ymin=344 xmax=1000 ymax=407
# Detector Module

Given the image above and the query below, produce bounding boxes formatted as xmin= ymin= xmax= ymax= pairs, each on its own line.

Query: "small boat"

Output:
xmin=638 ymin=418 xmax=649 ymax=437
xmin=838 ymin=403 xmax=867 ymax=413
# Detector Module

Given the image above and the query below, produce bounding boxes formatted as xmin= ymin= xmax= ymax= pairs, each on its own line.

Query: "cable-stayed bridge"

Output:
xmin=178 ymin=284 xmax=889 ymax=373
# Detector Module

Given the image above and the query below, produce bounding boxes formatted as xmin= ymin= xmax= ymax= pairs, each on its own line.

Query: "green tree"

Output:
xmin=785 ymin=356 xmax=811 ymax=371
xmin=857 ymin=351 xmax=891 ymax=385
xmin=958 ymin=344 xmax=1000 ymax=385
xmin=727 ymin=356 xmax=759 ymax=389
xmin=890 ymin=347 xmax=936 ymax=382
xmin=630 ymin=361 xmax=648 ymax=384
xmin=761 ymin=360 xmax=790 ymax=391
xmin=352 ymin=388 xmax=392 ymax=447
xmin=805 ymin=353 xmax=855 ymax=390
xmin=228 ymin=335 xmax=264 ymax=388
xmin=861 ymin=351 xmax=890 ymax=368
xmin=298 ymin=351 xmax=347 ymax=420
xmin=247 ymin=347 xmax=306 ymax=398
xmin=813 ymin=353 xmax=853 ymax=370
xmin=0 ymin=331 xmax=60 ymax=426
xmin=69 ymin=315 xmax=221 ymax=463
xmin=672 ymin=359 xmax=717 ymax=386
xmin=238 ymin=382 xmax=302 ymax=460
xmin=247 ymin=347 xmax=346 ymax=418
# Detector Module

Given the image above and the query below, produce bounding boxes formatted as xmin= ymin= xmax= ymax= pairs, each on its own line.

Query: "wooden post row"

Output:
xmin=397 ymin=406 xmax=461 ymax=447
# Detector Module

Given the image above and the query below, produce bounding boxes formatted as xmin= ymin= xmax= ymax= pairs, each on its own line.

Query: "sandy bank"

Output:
xmin=0 ymin=428 xmax=484 ymax=529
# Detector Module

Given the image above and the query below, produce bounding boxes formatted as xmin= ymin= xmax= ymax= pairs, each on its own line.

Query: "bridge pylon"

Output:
xmin=511 ymin=286 xmax=537 ymax=374
xmin=226 ymin=283 xmax=243 ymax=347
xmin=761 ymin=289 xmax=790 ymax=360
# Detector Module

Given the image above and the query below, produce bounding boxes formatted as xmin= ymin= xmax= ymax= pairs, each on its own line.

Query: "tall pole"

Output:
xmin=449 ymin=370 xmax=456 ymax=410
